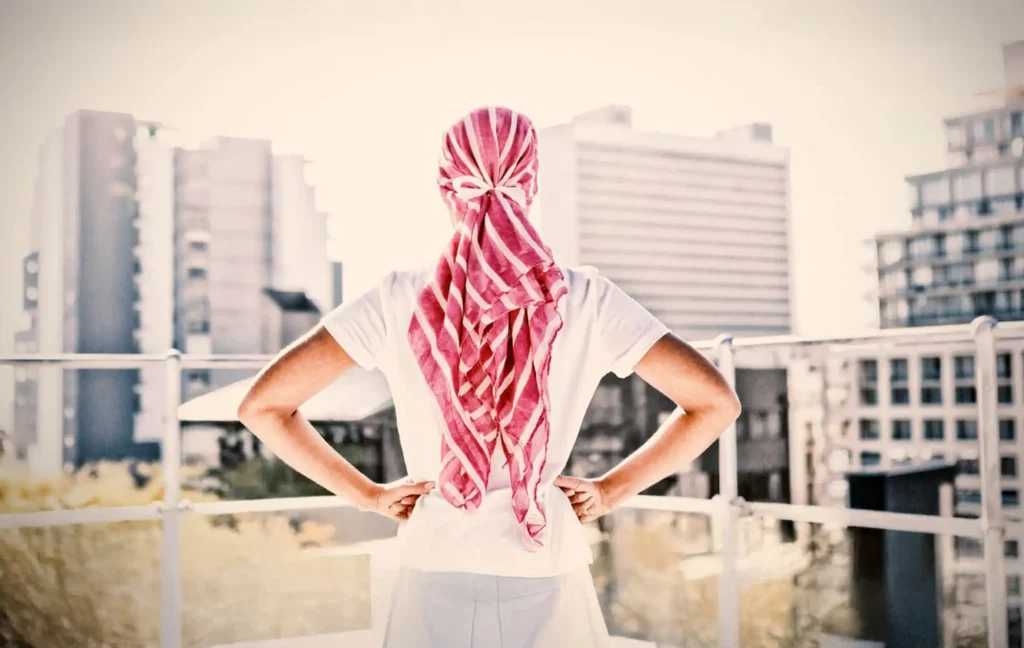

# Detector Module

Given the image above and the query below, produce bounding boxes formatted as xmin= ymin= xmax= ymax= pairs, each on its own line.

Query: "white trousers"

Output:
xmin=380 ymin=567 xmax=611 ymax=648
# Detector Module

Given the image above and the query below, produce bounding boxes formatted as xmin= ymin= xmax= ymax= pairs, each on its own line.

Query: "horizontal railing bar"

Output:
xmin=724 ymin=319 xmax=1024 ymax=350
xmin=0 ymin=496 xmax=986 ymax=538
xmin=0 ymin=504 xmax=163 ymax=529
xmin=747 ymin=501 xmax=984 ymax=538
xmin=622 ymin=494 xmax=720 ymax=515
xmin=0 ymin=353 xmax=170 ymax=368
xmin=4 ymin=319 xmax=1024 ymax=369
xmin=185 ymin=495 xmax=358 ymax=517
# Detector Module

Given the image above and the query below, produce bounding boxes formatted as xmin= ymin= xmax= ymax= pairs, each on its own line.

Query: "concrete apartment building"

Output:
xmin=13 ymin=111 xmax=156 ymax=476
xmin=792 ymin=42 xmax=1024 ymax=641
xmin=875 ymin=43 xmax=1024 ymax=329
xmin=175 ymin=139 xmax=339 ymax=401
xmin=13 ymin=110 xmax=339 ymax=476
xmin=535 ymin=105 xmax=792 ymax=340
xmin=537 ymin=106 xmax=793 ymax=505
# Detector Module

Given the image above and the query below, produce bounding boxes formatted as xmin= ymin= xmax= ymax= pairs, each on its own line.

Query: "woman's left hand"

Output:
xmin=370 ymin=478 xmax=434 ymax=522
xmin=555 ymin=475 xmax=612 ymax=523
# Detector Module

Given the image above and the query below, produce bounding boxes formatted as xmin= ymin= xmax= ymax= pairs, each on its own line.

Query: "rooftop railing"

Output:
xmin=2 ymin=317 xmax=1021 ymax=647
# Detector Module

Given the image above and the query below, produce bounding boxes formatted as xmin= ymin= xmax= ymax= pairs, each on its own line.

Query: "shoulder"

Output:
xmin=373 ymin=267 xmax=431 ymax=304
xmin=561 ymin=265 xmax=617 ymax=303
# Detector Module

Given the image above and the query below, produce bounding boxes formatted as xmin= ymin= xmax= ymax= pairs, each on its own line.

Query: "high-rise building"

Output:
xmin=535 ymin=105 xmax=792 ymax=339
xmin=787 ymin=333 xmax=1024 ymax=640
xmin=13 ymin=110 xmax=156 ymax=475
xmin=14 ymin=112 xmax=337 ymax=475
xmin=174 ymin=138 xmax=335 ymax=401
xmin=875 ymin=42 xmax=1024 ymax=329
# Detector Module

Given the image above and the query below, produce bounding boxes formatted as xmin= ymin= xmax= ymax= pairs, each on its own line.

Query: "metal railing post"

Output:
xmin=715 ymin=334 xmax=740 ymax=647
xmin=973 ymin=316 xmax=1008 ymax=648
xmin=160 ymin=350 xmax=183 ymax=648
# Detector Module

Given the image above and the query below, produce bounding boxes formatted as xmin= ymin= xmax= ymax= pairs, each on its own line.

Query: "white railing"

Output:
xmin=1 ymin=316 xmax=1019 ymax=648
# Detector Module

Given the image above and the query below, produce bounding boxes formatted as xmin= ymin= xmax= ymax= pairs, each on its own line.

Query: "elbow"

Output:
xmin=718 ymin=387 xmax=742 ymax=424
xmin=237 ymin=390 xmax=272 ymax=428
xmin=236 ymin=393 xmax=260 ymax=428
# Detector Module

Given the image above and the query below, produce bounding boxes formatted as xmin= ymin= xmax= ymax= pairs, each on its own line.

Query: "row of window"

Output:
xmin=956 ymin=455 xmax=1018 ymax=478
xmin=859 ymin=354 xmax=1015 ymax=406
xmin=956 ymin=536 xmax=1021 ymax=559
xmin=858 ymin=418 xmax=1016 ymax=442
xmin=861 ymin=355 xmax=1014 ymax=384
xmin=956 ymin=488 xmax=1021 ymax=507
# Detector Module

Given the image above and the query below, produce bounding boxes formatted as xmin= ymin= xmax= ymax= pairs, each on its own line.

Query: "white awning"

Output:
xmin=177 ymin=367 xmax=393 ymax=423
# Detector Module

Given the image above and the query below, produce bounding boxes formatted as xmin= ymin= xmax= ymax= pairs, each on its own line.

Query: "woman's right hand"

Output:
xmin=370 ymin=478 xmax=434 ymax=522
xmin=555 ymin=475 xmax=613 ymax=523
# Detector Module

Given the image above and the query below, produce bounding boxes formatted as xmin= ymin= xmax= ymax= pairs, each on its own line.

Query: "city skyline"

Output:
xmin=1 ymin=1 xmax=1023 ymax=439
xmin=2 ymin=1 xmax=1022 ymax=336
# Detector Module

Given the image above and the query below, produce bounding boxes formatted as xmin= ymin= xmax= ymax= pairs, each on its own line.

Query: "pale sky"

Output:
xmin=0 ymin=0 xmax=1022 ymax=428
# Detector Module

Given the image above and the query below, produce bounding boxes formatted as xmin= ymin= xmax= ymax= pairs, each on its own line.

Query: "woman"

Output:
xmin=238 ymin=106 xmax=740 ymax=647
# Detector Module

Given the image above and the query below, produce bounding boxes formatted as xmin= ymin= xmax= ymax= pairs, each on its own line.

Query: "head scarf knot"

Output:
xmin=407 ymin=106 xmax=567 ymax=550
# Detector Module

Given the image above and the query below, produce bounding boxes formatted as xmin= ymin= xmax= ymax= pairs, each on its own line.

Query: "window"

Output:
xmin=890 ymin=358 xmax=909 ymax=382
xmin=924 ymin=419 xmax=945 ymax=440
xmin=954 ymin=355 xmax=975 ymax=379
xmin=921 ymin=357 xmax=942 ymax=382
xmin=188 ymin=267 xmax=207 ymax=279
xmin=1009 ymin=576 xmax=1022 ymax=597
xmin=1000 ymin=385 xmax=1014 ymax=405
xmin=984 ymin=118 xmax=995 ymax=141
xmin=957 ymin=419 xmax=979 ymax=440
xmin=859 ymin=419 xmax=880 ymax=441
xmin=958 ymin=458 xmax=981 ymax=475
xmin=1007 ymin=540 xmax=1020 ymax=558
xmin=955 ymin=386 xmax=977 ymax=404
xmin=922 ymin=387 xmax=943 ymax=405
xmin=958 ymin=489 xmax=982 ymax=504
xmin=1002 ymin=419 xmax=1017 ymax=442
xmin=860 ymin=388 xmax=878 ymax=406
xmin=860 ymin=451 xmax=881 ymax=467
xmin=1003 ymin=456 xmax=1019 ymax=478
xmin=1004 ymin=489 xmax=1020 ymax=507
xmin=965 ymin=231 xmax=981 ymax=254
xmin=956 ymin=537 xmax=984 ymax=558
xmin=892 ymin=419 xmax=912 ymax=441
xmin=891 ymin=387 xmax=910 ymax=405
xmin=859 ymin=359 xmax=878 ymax=384
xmin=999 ymin=353 xmax=1013 ymax=379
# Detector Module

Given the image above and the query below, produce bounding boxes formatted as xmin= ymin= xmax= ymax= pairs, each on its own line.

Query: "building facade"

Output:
xmin=875 ymin=44 xmax=1024 ymax=329
xmin=14 ymin=111 xmax=337 ymax=475
xmin=12 ymin=110 xmax=158 ymax=475
xmin=535 ymin=105 xmax=792 ymax=340
xmin=174 ymin=139 xmax=339 ymax=402
xmin=787 ymin=333 xmax=1024 ymax=640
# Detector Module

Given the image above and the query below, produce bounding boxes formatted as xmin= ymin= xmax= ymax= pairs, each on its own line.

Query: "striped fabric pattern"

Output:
xmin=408 ymin=106 xmax=567 ymax=549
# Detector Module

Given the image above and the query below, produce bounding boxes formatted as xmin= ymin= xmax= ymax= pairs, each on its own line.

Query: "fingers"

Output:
xmin=388 ymin=501 xmax=412 ymax=519
xmin=555 ymin=475 xmax=581 ymax=490
xmin=401 ymin=480 xmax=435 ymax=495
xmin=569 ymin=491 xmax=594 ymax=504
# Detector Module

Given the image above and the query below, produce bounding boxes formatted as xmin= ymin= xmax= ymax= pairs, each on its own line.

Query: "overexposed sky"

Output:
xmin=0 ymin=0 xmax=1021 ymax=352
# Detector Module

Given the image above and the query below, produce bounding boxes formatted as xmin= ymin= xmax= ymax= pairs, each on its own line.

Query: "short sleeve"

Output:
xmin=320 ymin=274 xmax=391 ymax=370
xmin=593 ymin=275 xmax=671 ymax=378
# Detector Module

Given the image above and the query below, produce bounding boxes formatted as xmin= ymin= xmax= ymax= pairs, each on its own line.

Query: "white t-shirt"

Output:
xmin=321 ymin=265 xmax=670 ymax=577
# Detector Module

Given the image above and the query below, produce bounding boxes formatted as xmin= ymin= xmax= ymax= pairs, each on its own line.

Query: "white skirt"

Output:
xmin=380 ymin=567 xmax=611 ymax=648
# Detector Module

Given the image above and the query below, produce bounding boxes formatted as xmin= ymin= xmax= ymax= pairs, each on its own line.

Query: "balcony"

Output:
xmin=1 ymin=319 xmax=1021 ymax=648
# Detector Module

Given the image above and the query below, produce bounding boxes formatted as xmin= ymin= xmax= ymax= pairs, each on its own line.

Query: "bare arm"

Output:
xmin=237 ymin=326 xmax=430 ymax=518
xmin=558 ymin=333 xmax=741 ymax=519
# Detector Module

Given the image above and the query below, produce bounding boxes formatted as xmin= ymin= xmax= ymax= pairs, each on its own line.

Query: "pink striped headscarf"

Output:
xmin=408 ymin=106 xmax=567 ymax=549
